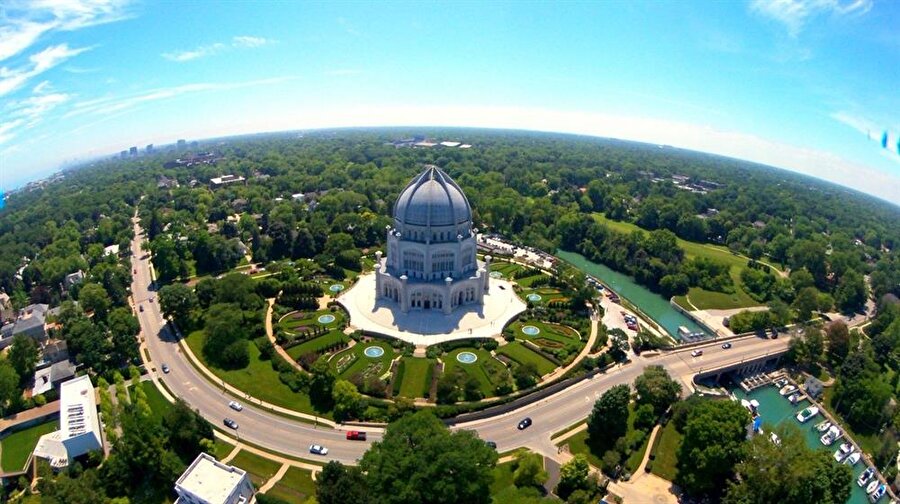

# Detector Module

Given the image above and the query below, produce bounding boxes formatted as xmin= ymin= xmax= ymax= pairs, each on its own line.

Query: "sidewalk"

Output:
xmin=0 ymin=401 xmax=60 ymax=433
xmin=541 ymin=317 xmax=599 ymax=382
xmin=265 ymin=297 xmax=308 ymax=375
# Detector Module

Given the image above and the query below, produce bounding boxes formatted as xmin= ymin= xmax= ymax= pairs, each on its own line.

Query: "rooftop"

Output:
xmin=60 ymin=375 xmax=100 ymax=442
xmin=176 ymin=453 xmax=249 ymax=503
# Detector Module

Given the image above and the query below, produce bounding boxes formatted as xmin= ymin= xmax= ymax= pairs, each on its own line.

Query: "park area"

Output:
xmin=489 ymin=261 xmax=525 ymax=279
xmin=229 ymin=449 xmax=282 ymax=488
xmin=592 ymin=212 xmax=782 ymax=310
xmin=559 ymin=404 xmax=654 ymax=476
xmin=264 ymin=466 xmax=316 ymax=503
xmin=278 ymin=309 xmax=345 ymax=336
xmin=393 ymin=357 xmax=435 ymax=398
xmin=496 ymin=341 xmax=558 ymax=376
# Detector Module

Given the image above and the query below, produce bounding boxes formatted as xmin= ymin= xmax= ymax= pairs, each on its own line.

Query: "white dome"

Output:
xmin=393 ymin=166 xmax=472 ymax=227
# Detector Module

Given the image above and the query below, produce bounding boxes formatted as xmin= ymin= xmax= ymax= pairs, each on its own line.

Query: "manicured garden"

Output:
xmin=265 ymin=466 xmax=316 ymax=503
xmin=229 ymin=449 xmax=282 ymax=488
xmin=331 ymin=341 xmax=395 ymax=380
xmin=278 ymin=309 xmax=345 ymax=335
xmin=496 ymin=341 xmax=557 ymax=376
xmin=489 ymin=261 xmax=525 ymax=279
xmin=442 ymin=347 xmax=509 ymax=398
xmin=394 ymin=357 xmax=434 ymax=398
xmin=186 ymin=330 xmax=324 ymax=417
xmin=285 ymin=330 xmax=349 ymax=360
xmin=0 ymin=420 xmax=58 ymax=472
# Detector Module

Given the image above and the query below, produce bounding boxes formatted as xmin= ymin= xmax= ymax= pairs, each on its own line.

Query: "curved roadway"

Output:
xmin=129 ymin=218 xmax=790 ymax=463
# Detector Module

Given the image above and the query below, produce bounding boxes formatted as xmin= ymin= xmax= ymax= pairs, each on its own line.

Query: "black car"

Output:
xmin=223 ymin=418 xmax=239 ymax=429
xmin=721 ymin=342 xmax=732 ymax=349
xmin=517 ymin=417 xmax=532 ymax=430
xmin=486 ymin=441 xmax=498 ymax=449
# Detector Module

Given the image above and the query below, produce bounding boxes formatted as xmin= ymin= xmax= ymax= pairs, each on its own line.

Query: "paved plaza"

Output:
xmin=338 ymin=272 xmax=527 ymax=345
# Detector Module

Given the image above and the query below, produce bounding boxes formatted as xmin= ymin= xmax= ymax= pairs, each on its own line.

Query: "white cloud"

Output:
xmin=0 ymin=0 xmax=133 ymax=62
xmin=750 ymin=0 xmax=872 ymax=36
xmin=162 ymin=35 xmax=274 ymax=62
xmin=0 ymin=43 xmax=91 ymax=96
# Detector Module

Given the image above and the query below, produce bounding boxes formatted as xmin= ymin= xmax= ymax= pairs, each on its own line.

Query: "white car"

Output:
xmin=690 ymin=349 xmax=703 ymax=357
xmin=309 ymin=444 xmax=328 ymax=456
xmin=228 ymin=401 xmax=243 ymax=411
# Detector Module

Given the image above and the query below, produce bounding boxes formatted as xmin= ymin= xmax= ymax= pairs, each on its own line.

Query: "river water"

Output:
xmin=556 ymin=250 xmax=709 ymax=340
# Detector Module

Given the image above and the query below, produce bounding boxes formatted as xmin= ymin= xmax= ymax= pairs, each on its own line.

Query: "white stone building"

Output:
xmin=175 ymin=453 xmax=255 ymax=504
xmin=33 ymin=375 xmax=103 ymax=469
xmin=375 ymin=165 xmax=490 ymax=314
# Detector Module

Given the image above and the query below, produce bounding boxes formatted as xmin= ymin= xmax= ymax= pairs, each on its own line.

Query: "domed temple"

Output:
xmin=374 ymin=165 xmax=491 ymax=314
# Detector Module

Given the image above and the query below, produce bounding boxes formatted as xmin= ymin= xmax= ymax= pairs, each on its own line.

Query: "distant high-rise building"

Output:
xmin=120 ymin=150 xmax=128 ymax=159
xmin=129 ymin=146 xmax=138 ymax=156
xmin=177 ymin=139 xmax=186 ymax=148
xmin=146 ymin=144 xmax=154 ymax=153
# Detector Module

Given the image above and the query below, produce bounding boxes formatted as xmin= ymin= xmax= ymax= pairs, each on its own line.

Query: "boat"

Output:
xmin=779 ymin=384 xmax=797 ymax=396
xmin=749 ymin=399 xmax=760 ymax=410
xmin=787 ymin=392 xmax=801 ymax=404
xmin=821 ymin=425 xmax=842 ymax=446
xmin=867 ymin=480 xmax=880 ymax=494
xmin=869 ymin=483 xmax=886 ymax=502
xmin=834 ymin=443 xmax=853 ymax=462
xmin=796 ymin=406 xmax=820 ymax=423
xmin=774 ymin=378 xmax=788 ymax=388
xmin=858 ymin=467 xmax=875 ymax=487
xmin=844 ymin=451 xmax=861 ymax=465
xmin=815 ymin=420 xmax=832 ymax=432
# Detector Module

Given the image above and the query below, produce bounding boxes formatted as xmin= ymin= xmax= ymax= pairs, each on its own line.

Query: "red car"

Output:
xmin=346 ymin=431 xmax=367 ymax=441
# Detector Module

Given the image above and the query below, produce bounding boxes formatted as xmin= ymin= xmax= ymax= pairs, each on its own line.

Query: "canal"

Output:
xmin=733 ymin=384 xmax=871 ymax=504
xmin=556 ymin=250 xmax=709 ymax=340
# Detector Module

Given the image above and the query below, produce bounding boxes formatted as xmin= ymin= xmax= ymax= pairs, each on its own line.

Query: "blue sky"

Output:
xmin=1 ymin=0 xmax=898 ymax=203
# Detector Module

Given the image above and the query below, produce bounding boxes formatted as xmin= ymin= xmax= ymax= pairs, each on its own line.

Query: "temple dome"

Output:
xmin=393 ymin=166 xmax=472 ymax=227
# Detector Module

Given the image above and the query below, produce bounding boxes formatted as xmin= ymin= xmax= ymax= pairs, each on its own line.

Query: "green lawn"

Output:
xmin=516 ymin=274 xmax=550 ymax=288
xmin=559 ymin=404 xmax=653 ymax=476
xmin=649 ymin=420 xmax=681 ymax=482
xmin=489 ymin=459 xmax=518 ymax=495
xmin=560 ymin=429 xmax=603 ymax=468
xmin=490 ymin=261 xmax=525 ymax=279
xmin=331 ymin=341 xmax=395 ymax=380
xmin=517 ymin=285 xmax=566 ymax=306
xmin=265 ymin=466 xmax=316 ymax=503
xmin=1 ymin=420 xmax=59 ymax=472
xmin=186 ymin=330 xmax=327 ymax=418
xmin=129 ymin=381 xmax=172 ymax=423
xmin=592 ymin=212 xmax=777 ymax=310
xmin=396 ymin=357 xmax=434 ymax=398
xmin=212 ymin=439 xmax=236 ymax=460
xmin=510 ymin=320 xmax=581 ymax=346
xmin=229 ymin=450 xmax=282 ymax=488
xmin=443 ymin=347 xmax=509 ymax=397
xmin=496 ymin=341 xmax=558 ymax=376
xmin=286 ymin=330 xmax=350 ymax=360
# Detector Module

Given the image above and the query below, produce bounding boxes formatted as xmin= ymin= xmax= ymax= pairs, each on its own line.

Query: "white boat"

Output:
xmin=858 ymin=467 xmax=875 ymax=487
xmin=834 ymin=443 xmax=853 ymax=462
xmin=788 ymin=392 xmax=801 ymax=404
xmin=774 ymin=378 xmax=788 ymax=388
xmin=779 ymin=384 xmax=797 ymax=396
xmin=867 ymin=480 xmax=880 ymax=494
xmin=815 ymin=420 xmax=832 ymax=432
xmin=844 ymin=451 xmax=861 ymax=465
xmin=749 ymin=399 xmax=760 ymax=410
xmin=870 ymin=483 xmax=886 ymax=502
xmin=796 ymin=406 xmax=820 ymax=423
xmin=821 ymin=425 xmax=842 ymax=446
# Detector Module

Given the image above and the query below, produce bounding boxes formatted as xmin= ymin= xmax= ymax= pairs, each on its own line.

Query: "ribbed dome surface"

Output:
xmin=394 ymin=166 xmax=472 ymax=227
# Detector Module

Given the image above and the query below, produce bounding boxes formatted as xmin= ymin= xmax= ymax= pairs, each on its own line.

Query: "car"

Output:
xmin=721 ymin=342 xmax=732 ymax=349
xmin=690 ymin=350 xmax=703 ymax=357
xmin=309 ymin=444 xmax=328 ymax=455
xmin=485 ymin=441 xmax=498 ymax=449
xmin=517 ymin=417 xmax=533 ymax=430
xmin=498 ymin=285 xmax=506 ymax=290
xmin=346 ymin=431 xmax=367 ymax=441
xmin=161 ymin=364 xmax=170 ymax=374
xmin=223 ymin=418 xmax=238 ymax=429
xmin=133 ymin=268 xmax=136 ymax=274
xmin=149 ymin=297 xmax=154 ymax=302
xmin=139 ymin=305 xmax=144 ymax=312
xmin=228 ymin=401 xmax=243 ymax=411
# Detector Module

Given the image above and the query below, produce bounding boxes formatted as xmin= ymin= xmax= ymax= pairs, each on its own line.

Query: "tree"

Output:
xmin=203 ymin=303 xmax=246 ymax=369
xmin=676 ymin=399 xmax=749 ymax=496
xmin=332 ymin=379 xmax=363 ymax=421
xmin=833 ymin=349 xmax=892 ymax=432
xmin=587 ymin=384 xmax=630 ymax=451
xmin=360 ymin=410 xmax=497 ymax=504
xmin=162 ymin=399 xmax=214 ymax=462
xmin=824 ymin=321 xmax=851 ymax=364
xmin=792 ymin=287 xmax=820 ymax=322
xmin=723 ymin=425 xmax=851 ymax=504
xmin=8 ymin=335 xmax=38 ymax=383
xmin=158 ymin=283 xmax=198 ymax=329
xmin=834 ymin=269 xmax=867 ymax=313
xmin=634 ymin=365 xmax=681 ymax=415
xmin=0 ymin=362 xmax=20 ymax=415
xmin=555 ymin=454 xmax=590 ymax=500
xmin=316 ymin=461 xmax=368 ymax=504
xmin=309 ymin=358 xmax=337 ymax=410
xmin=79 ymin=282 xmax=111 ymax=320
xmin=513 ymin=451 xmax=548 ymax=488
xmin=513 ymin=361 xmax=539 ymax=389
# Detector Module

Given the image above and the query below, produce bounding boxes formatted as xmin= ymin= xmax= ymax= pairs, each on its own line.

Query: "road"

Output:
xmin=130 ymin=217 xmax=790 ymax=463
